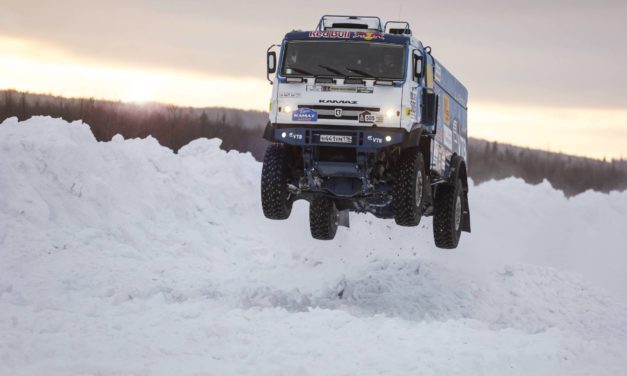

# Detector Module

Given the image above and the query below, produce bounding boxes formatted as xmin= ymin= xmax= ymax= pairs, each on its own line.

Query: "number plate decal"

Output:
xmin=319 ymin=134 xmax=353 ymax=144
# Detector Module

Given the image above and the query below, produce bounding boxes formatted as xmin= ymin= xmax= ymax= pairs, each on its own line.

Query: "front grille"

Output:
xmin=298 ymin=105 xmax=380 ymax=121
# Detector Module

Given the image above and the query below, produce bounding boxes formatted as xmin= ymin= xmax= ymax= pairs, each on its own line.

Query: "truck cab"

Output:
xmin=262 ymin=15 xmax=470 ymax=248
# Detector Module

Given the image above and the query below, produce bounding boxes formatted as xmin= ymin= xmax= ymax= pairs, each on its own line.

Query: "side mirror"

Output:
xmin=413 ymin=54 xmax=423 ymax=80
xmin=267 ymin=51 xmax=277 ymax=74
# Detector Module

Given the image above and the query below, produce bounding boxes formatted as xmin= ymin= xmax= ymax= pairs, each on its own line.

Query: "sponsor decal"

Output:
xmin=355 ymin=87 xmax=375 ymax=94
xmin=435 ymin=122 xmax=443 ymax=143
xmin=279 ymin=92 xmax=301 ymax=98
xmin=307 ymin=85 xmax=322 ymax=92
xmin=443 ymin=95 xmax=451 ymax=126
xmin=308 ymin=31 xmax=384 ymax=40
xmin=434 ymin=63 xmax=442 ymax=83
xmin=309 ymin=31 xmax=351 ymax=38
xmin=306 ymin=85 xmax=373 ymax=94
xmin=288 ymin=132 xmax=303 ymax=141
xmin=358 ymin=111 xmax=378 ymax=123
xmin=353 ymin=31 xmax=385 ymax=41
xmin=366 ymin=135 xmax=383 ymax=144
xmin=452 ymin=118 xmax=459 ymax=153
xmin=433 ymin=143 xmax=447 ymax=173
xmin=410 ymin=87 xmax=417 ymax=120
xmin=319 ymin=99 xmax=357 ymax=104
xmin=432 ymin=143 xmax=441 ymax=170
xmin=443 ymin=125 xmax=453 ymax=150
xmin=292 ymin=108 xmax=318 ymax=122
xmin=459 ymin=138 xmax=467 ymax=160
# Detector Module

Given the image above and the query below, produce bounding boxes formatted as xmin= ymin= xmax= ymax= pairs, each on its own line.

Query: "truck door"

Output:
xmin=422 ymin=53 xmax=437 ymax=129
xmin=407 ymin=49 xmax=421 ymax=127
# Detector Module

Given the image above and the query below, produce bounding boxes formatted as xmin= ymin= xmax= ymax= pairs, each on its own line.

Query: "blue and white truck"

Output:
xmin=261 ymin=15 xmax=470 ymax=248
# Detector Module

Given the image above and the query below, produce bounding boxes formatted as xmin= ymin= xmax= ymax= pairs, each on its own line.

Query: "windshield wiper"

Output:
xmin=345 ymin=66 xmax=375 ymax=78
xmin=288 ymin=67 xmax=315 ymax=76
xmin=317 ymin=64 xmax=346 ymax=77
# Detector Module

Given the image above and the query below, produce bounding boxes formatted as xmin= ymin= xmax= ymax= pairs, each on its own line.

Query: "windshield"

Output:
xmin=281 ymin=41 xmax=406 ymax=80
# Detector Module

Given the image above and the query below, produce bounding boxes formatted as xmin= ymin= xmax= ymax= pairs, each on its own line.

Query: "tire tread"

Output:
xmin=261 ymin=143 xmax=292 ymax=220
xmin=309 ymin=197 xmax=338 ymax=240
xmin=393 ymin=149 xmax=426 ymax=226
xmin=433 ymin=179 xmax=462 ymax=249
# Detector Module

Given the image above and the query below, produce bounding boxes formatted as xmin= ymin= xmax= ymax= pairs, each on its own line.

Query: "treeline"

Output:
xmin=468 ymin=139 xmax=627 ymax=196
xmin=1 ymin=89 xmax=626 ymax=197
xmin=0 ymin=89 xmax=269 ymax=157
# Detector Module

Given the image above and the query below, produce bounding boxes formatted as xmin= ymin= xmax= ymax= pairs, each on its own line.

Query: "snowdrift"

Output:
xmin=1 ymin=117 xmax=626 ymax=375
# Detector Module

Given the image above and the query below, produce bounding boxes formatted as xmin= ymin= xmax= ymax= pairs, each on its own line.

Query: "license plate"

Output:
xmin=320 ymin=134 xmax=353 ymax=144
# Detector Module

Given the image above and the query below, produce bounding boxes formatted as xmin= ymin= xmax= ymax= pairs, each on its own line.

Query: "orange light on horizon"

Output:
xmin=1 ymin=36 xmax=625 ymax=160
xmin=0 ymin=36 xmax=270 ymax=110
xmin=469 ymin=102 xmax=627 ymax=160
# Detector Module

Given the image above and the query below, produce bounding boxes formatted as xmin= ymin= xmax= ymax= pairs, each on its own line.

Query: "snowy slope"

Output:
xmin=1 ymin=117 xmax=626 ymax=375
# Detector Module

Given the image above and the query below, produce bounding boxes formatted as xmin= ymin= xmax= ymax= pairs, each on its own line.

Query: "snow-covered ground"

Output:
xmin=1 ymin=117 xmax=626 ymax=375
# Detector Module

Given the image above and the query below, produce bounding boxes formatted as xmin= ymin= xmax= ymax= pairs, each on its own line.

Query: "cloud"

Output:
xmin=2 ymin=0 xmax=626 ymax=108
xmin=1 ymin=1 xmax=626 ymax=158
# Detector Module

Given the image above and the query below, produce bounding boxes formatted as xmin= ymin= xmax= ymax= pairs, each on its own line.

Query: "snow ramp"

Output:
xmin=1 ymin=117 xmax=627 ymax=375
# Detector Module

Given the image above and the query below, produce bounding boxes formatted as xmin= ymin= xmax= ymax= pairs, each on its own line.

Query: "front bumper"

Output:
xmin=265 ymin=123 xmax=406 ymax=150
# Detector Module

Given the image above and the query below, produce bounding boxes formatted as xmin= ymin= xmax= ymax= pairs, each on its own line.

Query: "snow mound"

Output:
xmin=1 ymin=117 xmax=626 ymax=375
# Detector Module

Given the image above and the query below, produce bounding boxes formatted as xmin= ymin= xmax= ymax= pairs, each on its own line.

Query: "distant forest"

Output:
xmin=1 ymin=89 xmax=626 ymax=197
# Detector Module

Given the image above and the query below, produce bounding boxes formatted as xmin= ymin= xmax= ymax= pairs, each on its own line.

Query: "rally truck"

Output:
xmin=261 ymin=15 xmax=470 ymax=248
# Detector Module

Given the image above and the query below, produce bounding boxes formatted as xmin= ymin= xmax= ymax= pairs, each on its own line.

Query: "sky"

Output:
xmin=1 ymin=0 xmax=626 ymax=159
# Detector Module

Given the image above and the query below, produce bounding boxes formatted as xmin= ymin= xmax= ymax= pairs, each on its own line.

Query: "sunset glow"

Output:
xmin=0 ymin=36 xmax=269 ymax=109
xmin=470 ymin=103 xmax=627 ymax=160
xmin=1 ymin=36 xmax=625 ymax=160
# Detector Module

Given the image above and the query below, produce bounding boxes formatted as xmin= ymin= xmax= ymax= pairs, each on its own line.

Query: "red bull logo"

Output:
xmin=309 ymin=31 xmax=351 ymax=38
xmin=353 ymin=32 xmax=385 ymax=41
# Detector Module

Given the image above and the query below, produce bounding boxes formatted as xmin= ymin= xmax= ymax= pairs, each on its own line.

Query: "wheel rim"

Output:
xmin=415 ymin=170 xmax=423 ymax=208
xmin=454 ymin=194 xmax=462 ymax=231
xmin=331 ymin=204 xmax=338 ymax=226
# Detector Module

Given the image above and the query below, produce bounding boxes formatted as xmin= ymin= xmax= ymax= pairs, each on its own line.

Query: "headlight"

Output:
xmin=385 ymin=108 xmax=401 ymax=119
xmin=284 ymin=105 xmax=293 ymax=114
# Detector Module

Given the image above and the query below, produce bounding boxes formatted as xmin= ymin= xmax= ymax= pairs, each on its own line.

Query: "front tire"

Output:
xmin=393 ymin=149 xmax=428 ymax=226
xmin=309 ymin=196 xmax=338 ymax=240
xmin=433 ymin=178 xmax=463 ymax=249
xmin=261 ymin=143 xmax=292 ymax=220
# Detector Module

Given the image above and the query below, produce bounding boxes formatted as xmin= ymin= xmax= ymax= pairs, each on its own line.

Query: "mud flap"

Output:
xmin=338 ymin=209 xmax=350 ymax=228
xmin=461 ymin=192 xmax=471 ymax=233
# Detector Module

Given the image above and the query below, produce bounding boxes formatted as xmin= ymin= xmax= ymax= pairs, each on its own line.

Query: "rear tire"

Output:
xmin=261 ymin=143 xmax=292 ymax=220
xmin=393 ymin=149 xmax=428 ymax=226
xmin=433 ymin=178 xmax=463 ymax=249
xmin=309 ymin=196 xmax=338 ymax=240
